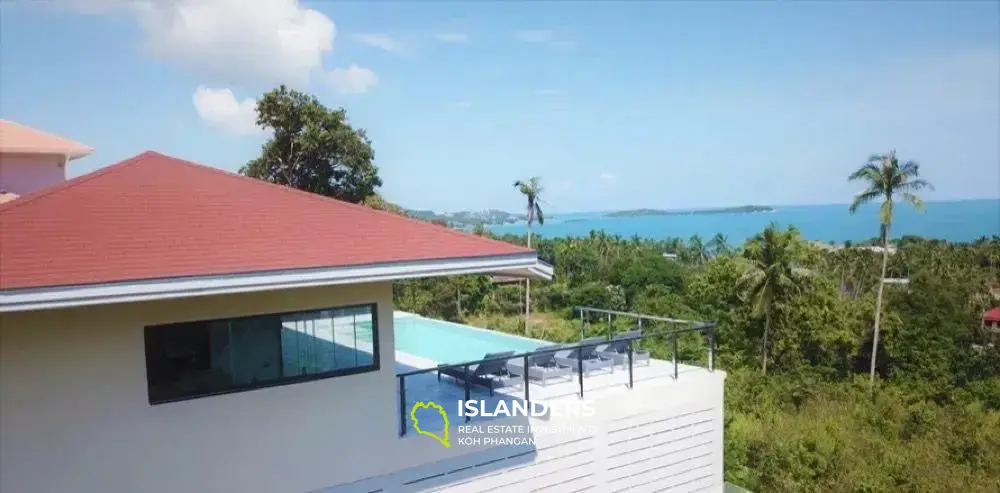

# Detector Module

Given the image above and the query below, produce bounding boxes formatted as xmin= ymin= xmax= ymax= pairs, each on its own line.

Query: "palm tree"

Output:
xmin=848 ymin=150 xmax=932 ymax=392
xmin=708 ymin=233 xmax=730 ymax=258
xmin=738 ymin=224 xmax=805 ymax=374
xmin=514 ymin=177 xmax=544 ymax=330
xmin=688 ymin=234 xmax=709 ymax=265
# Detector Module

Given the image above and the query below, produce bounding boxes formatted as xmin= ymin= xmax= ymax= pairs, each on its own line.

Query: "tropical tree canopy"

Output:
xmin=687 ymin=234 xmax=710 ymax=265
xmin=709 ymin=233 xmax=730 ymax=257
xmin=848 ymin=150 xmax=933 ymax=228
xmin=392 ymin=228 xmax=1000 ymax=492
xmin=362 ymin=193 xmax=407 ymax=216
xmin=514 ymin=177 xmax=545 ymax=227
xmin=241 ymin=85 xmax=382 ymax=203
xmin=740 ymin=225 xmax=806 ymax=312
xmin=738 ymin=224 xmax=807 ymax=373
xmin=848 ymin=150 xmax=934 ymax=392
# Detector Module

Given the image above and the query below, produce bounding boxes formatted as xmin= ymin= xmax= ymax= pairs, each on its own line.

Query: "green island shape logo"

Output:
xmin=410 ymin=401 xmax=451 ymax=448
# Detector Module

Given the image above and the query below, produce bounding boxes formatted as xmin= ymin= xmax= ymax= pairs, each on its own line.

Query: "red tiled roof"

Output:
xmin=984 ymin=307 xmax=1000 ymax=323
xmin=0 ymin=151 xmax=531 ymax=290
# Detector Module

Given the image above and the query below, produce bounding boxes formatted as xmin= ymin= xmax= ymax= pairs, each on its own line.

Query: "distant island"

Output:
xmin=405 ymin=208 xmax=526 ymax=226
xmin=606 ymin=205 xmax=775 ymax=218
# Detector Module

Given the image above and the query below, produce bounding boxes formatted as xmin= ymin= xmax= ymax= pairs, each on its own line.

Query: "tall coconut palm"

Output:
xmin=708 ymin=233 xmax=730 ymax=258
xmin=848 ymin=150 xmax=932 ymax=392
xmin=688 ymin=234 xmax=710 ymax=265
xmin=514 ymin=177 xmax=544 ymax=330
xmin=738 ymin=224 xmax=805 ymax=374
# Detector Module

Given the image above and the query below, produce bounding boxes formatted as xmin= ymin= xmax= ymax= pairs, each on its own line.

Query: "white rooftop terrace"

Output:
xmin=323 ymin=310 xmax=725 ymax=493
xmin=394 ymin=340 xmax=718 ymax=434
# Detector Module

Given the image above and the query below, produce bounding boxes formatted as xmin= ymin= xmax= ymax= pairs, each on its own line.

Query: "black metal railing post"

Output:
xmin=398 ymin=375 xmax=407 ymax=436
xmin=627 ymin=340 xmax=634 ymax=389
xmin=672 ymin=333 xmax=679 ymax=380
xmin=464 ymin=364 xmax=472 ymax=423
xmin=577 ymin=347 xmax=585 ymax=398
xmin=523 ymin=354 xmax=530 ymax=405
xmin=708 ymin=331 xmax=715 ymax=372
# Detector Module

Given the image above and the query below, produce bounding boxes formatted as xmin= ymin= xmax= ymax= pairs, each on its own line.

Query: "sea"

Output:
xmin=487 ymin=199 xmax=1000 ymax=245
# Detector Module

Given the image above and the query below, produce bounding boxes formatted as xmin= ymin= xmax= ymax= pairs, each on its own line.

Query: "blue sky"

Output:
xmin=1 ymin=1 xmax=997 ymax=213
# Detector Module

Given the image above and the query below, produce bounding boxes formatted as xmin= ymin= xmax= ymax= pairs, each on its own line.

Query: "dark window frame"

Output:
xmin=144 ymin=302 xmax=381 ymax=405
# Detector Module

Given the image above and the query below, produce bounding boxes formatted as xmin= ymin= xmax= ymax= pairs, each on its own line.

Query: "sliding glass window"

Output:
xmin=144 ymin=304 xmax=378 ymax=404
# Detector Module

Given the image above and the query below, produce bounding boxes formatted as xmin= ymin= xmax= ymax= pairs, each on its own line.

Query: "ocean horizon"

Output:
xmin=487 ymin=198 xmax=1000 ymax=245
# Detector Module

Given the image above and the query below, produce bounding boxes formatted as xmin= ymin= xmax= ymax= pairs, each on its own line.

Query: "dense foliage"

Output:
xmin=241 ymin=85 xmax=382 ymax=203
xmin=395 ymin=228 xmax=1000 ymax=492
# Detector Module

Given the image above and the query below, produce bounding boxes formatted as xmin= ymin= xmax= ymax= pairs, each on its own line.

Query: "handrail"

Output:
xmin=396 ymin=321 xmax=718 ymax=437
xmin=573 ymin=305 xmax=713 ymax=326
xmin=395 ymin=323 xmax=714 ymax=378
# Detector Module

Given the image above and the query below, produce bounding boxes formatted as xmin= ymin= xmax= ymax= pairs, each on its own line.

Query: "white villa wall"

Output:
xmin=0 ymin=153 xmax=67 ymax=196
xmin=0 ymin=283 xmax=405 ymax=493
xmin=0 ymin=282 xmax=727 ymax=493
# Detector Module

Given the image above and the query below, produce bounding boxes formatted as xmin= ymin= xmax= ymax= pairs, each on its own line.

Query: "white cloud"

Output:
xmin=79 ymin=0 xmax=337 ymax=86
xmin=454 ymin=101 xmax=473 ymax=109
xmin=599 ymin=172 xmax=617 ymax=183
xmin=535 ymin=88 xmax=559 ymax=96
xmin=352 ymin=33 xmax=405 ymax=54
xmin=516 ymin=29 xmax=553 ymax=43
xmin=191 ymin=86 xmax=262 ymax=135
xmin=326 ymin=65 xmax=378 ymax=94
xmin=433 ymin=32 xmax=468 ymax=43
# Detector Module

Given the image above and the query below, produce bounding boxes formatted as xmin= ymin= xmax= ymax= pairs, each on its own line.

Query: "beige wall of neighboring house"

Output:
xmin=0 ymin=153 xmax=68 ymax=196
xmin=0 ymin=283 xmax=404 ymax=493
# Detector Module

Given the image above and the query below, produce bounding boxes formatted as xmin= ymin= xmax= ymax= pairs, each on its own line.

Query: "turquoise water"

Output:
xmin=394 ymin=314 xmax=541 ymax=364
xmin=489 ymin=199 xmax=1000 ymax=245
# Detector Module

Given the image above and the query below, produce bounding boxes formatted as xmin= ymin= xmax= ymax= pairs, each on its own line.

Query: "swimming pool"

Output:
xmin=393 ymin=312 xmax=541 ymax=364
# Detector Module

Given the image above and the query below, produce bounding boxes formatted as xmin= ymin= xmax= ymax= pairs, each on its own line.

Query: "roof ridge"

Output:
xmin=0 ymin=150 xmax=532 ymax=254
xmin=0 ymin=151 xmax=157 ymax=213
xmin=158 ymin=152 xmax=533 ymax=253
xmin=0 ymin=150 xmax=538 ymax=292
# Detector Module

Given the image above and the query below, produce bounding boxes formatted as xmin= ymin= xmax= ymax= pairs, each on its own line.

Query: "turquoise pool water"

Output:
xmin=394 ymin=314 xmax=541 ymax=364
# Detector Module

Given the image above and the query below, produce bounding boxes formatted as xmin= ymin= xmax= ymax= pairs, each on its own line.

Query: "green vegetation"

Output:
xmin=737 ymin=225 xmax=807 ymax=374
xmin=848 ymin=150 xmax=934 ymax=391
xmin=607 ymin=205 xmax=774 ymax=217
xmin=241 ymin=85 xmax=382 ymax=203
xmin=238 ymin=96 xmax=996 ymax=491
xmin=395 ymin=229 xmax=1000 ymax=492
xmin=514 ymin=177 xmax=545 ymax=328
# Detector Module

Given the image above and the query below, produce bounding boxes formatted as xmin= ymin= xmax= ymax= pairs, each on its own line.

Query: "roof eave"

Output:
xmin=0 ymin=147 xmax=93 ymax=159
xmin=0 ymin=253 xmax=552 ymax=313
xmin=67 ymin=147 xmax=94 ymax=160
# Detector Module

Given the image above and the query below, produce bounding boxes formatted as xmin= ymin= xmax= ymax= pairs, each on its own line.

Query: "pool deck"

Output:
xmin=395 ymin=349 xmax=713 ymax=432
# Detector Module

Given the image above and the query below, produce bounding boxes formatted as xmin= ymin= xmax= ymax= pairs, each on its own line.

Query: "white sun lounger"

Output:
xmin=506 ymin=344 xmax=573 ymax=386
xmin=554 ymin=337 xmax=614 ymax=375
xmin=597 ymin=329 xmax=651 ymax=367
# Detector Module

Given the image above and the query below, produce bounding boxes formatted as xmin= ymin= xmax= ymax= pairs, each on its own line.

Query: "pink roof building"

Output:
xmin=0 ymin=119 xmax=93 ymax=198
xmin=984 ymin=307 xmax=1000 ymax=333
